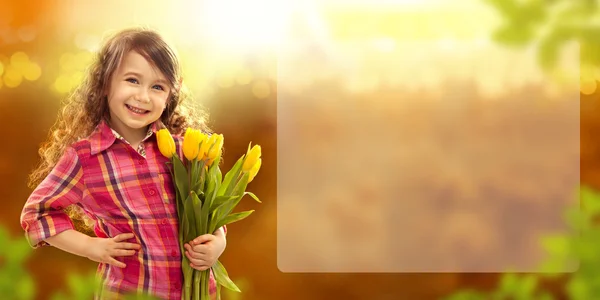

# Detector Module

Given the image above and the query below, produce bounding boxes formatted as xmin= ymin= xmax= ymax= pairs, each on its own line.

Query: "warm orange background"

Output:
xmin=0 ymin=1 xmax=589 ymax=299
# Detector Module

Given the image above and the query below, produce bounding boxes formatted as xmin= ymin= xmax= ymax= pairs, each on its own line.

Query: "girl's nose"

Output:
xmin=135 ymin=90 xmax=150 ymax=103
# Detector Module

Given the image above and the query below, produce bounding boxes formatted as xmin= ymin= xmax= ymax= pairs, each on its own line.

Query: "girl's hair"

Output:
xmin=28 ymin=27 xmax=211 ymax=234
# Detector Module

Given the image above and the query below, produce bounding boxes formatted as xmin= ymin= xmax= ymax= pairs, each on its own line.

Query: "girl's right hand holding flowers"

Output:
xmin=85 ymin=233 xmax=141 ymax=268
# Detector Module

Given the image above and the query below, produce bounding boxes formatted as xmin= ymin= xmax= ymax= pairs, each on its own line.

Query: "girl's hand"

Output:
xmin=184 ymin=227 xmax=226 ymax=271
xmin=85 ymin=233 xmax=141 ymax=268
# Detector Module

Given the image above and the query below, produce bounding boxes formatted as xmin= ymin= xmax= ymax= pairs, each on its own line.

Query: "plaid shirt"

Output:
xmin=20 ymin=120 xmax=224 ymax=300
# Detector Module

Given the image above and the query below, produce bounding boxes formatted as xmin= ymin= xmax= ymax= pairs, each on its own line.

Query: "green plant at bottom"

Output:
xmin=0 ymin=226 xmax=36 ymax=300
xmin=443 ymin=185 xmax=600 ymax=300
xmin=0 ymin=225 xmax=245 ymax=300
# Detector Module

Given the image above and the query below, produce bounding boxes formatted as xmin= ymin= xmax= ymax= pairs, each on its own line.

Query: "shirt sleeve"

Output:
xmin=20 ymin=146 xmax=85 ymax=248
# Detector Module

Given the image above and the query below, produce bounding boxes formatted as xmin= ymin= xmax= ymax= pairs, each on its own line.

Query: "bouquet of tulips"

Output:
xmin=156 ymin=128 xmax=262 ymax=300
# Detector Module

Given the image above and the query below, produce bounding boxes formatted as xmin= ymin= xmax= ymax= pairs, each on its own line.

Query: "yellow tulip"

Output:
xmin=196 ymin=133 xmax=210 ymax=161
xmin=242 ymin=145 xmax=261 ymax=172
xmin=156 ymin=129 xmax=176 ymax=158
xmin=207 ymin=146 xmax=221 ymax=167
xmin=248 ymin=158 xmax=261 ymax=182
xmin=207 ymin=134 xmax=224 ymax=161
xmin=182 ymin=128 xmax=201 ymax=161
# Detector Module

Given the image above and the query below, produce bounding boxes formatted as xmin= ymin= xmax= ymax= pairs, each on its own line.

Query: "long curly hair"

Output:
xmin=27 ymin=27 xmax=211 ymax=234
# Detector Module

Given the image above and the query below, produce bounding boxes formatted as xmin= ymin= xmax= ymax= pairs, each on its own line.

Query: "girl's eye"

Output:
xmin=153 ymin=85 xmax=165 ymax=91
xmin=126 ymin=78 xmax=138 ymax=84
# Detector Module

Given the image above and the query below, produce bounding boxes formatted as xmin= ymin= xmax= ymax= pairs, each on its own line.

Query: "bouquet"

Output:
xmin=156 ymin=128 xmax=262 ymax=300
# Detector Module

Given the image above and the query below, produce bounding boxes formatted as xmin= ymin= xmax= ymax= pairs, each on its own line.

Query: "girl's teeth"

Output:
xmin=127 ymin=105 xmax=146 ymax=114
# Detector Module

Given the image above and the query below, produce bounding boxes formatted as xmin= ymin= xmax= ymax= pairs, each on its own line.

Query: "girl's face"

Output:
xmin=106 ymin=50 xmax=171 ymax=139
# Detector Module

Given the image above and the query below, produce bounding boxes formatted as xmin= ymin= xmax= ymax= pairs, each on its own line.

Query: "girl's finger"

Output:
xmin=190 ymin=264 xmax=210 ymax=271
xmin=111 ymin=249 xmax=136 ymax=257
xmin=191 ymin=244 xmax=208 ymax=254
xmin=115 ymin=242 xmax=141 ymax=250
xmin=108 ymin=257 xmax=126 ymax=268
xmin=113 ymin=233 xmax=135 ymax=242
xmin=186 ymin=250 xmax=204 ymax=260
xmin=185 ymin=251 xmax=207 ymax=266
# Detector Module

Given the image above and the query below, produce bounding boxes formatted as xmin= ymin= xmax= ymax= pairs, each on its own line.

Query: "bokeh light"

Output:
xmin=3 ymin=65 xmax=23 ymax=88
xmin=251 ymin=80 xmax=271 ymax=99
xmin=0 ymin=0 xmax=589 ymax=299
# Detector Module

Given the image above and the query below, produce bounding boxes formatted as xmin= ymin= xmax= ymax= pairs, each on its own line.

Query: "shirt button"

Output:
xmin=161 ymin=218 xmax=168 ymax=225
xmin=138 ymin=159 xmax=145 ymax=165
xmin=148 ymin=189 xmax=156 ymax=196
xmin=56 ymin=206 xmax=63 ymax=210
xmin=171 ymin=250 xmax=177 ymax=257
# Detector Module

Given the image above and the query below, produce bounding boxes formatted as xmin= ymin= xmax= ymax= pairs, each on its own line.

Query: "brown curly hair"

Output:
xmin=27 ymin=27 xmax=212 ymax=234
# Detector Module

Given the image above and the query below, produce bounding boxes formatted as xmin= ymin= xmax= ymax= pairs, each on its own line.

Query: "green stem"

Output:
xmin=194 ymin=269 xmax=201 ymax=300
xmin=201 ymin=269 xmax=210 ymax=300
xmin=183 ymin=262 xmax=193 ymax=300
xmin=204 ymin=269 xmax=210 ymax=300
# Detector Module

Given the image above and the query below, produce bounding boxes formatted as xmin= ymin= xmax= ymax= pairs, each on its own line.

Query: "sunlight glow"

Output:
xmin=191 ymin=0 xmax=292 ymax=50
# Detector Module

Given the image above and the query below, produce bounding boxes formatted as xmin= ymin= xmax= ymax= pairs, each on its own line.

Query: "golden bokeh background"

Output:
xmin=0 ymin=0 xmax=592 ymax=299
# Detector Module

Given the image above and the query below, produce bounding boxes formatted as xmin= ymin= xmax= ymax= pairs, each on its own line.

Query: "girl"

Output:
xmin=20 ymin=27 xmax=226 ymax=300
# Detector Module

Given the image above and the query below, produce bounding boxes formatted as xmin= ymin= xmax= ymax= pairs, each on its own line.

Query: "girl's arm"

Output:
xmin=44 ymin=229 xmax=92 ymax=258
xmin=45 ymin=230 xmax=141 ymax=268
xmin=21 ymin=146 xmax=86 ymax=248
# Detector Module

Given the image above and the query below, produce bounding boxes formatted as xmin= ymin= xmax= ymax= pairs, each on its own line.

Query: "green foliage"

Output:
xmin=0 ymin=226 xmax=203 ymax=300
xmin=484 ymin=0 xmax=600 ymax=71
xmin=443 ymin=185 xmax=600 ymax=299
xmin=0 ymin=226 xmax=36 ymax=300
xmin=49 ymin=271 xmax=100 ymax=300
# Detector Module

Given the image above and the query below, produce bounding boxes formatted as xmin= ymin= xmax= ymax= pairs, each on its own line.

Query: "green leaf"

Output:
xmin=183 ymin=194 xmax=197 ymax=242
xmin=215 ymin=211 xmax=254 ymax=230
xmin=567 ymin=276 xmax=589 ymax=300
xmin=199 ymin=190 xmax=212 ymax=236
xmin=50 ymin=292 xmax=68 ymax=300
xmin=208 ymin=195 xmax=240 ymax=233
xmin=172 ymin=156 xmax=189 ymax=202
xmin=580 ymin=185 xmax=600 ymax=216
xmin=515 ymin=275 xmax=538 ymax=298
xmin=231 ymin=172 xmax=250 ymax=197
xmin=541 ymin=235 xmax=570 ymax=257
xmin=218 ymin=155 xmax=245 ymax=197
xmin=15 ymin=276 xmax=35 ymax=300
xmin=214 ymin=172 xmax=250 ymax=221
xmin=5 ymin=239 xmax=32 ymax=265
xmin=190 ymin=159 xmax=198 ymax=193
xmin=212 ymin=260 xmax=241 ymax=292
xmin=498 ymin=273 xmax=518 ymax=295
xmin=537 ymin=292 xmax=555 ymax=300
xmin=205 ymin=167 xmax=216 ymax=198
xmin=210 ymin=196 xmax=239 ymax=213
xmin=244 ymin=192 xmax=261 ymax=203
xmin=440 ymin=290 xmax=486 ymax=300
xmin=191 ymin=191 xmax=205 ymax=238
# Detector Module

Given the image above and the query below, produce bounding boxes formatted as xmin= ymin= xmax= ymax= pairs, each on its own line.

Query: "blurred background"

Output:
xmin=0 ymin=0 xmax=595 ymax=299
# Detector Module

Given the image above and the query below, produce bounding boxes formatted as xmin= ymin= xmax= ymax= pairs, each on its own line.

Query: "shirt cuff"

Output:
xmin=24 ymin=213 xmax=75 ymax=249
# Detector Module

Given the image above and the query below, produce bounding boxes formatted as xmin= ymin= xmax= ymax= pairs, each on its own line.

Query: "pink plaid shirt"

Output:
xmin=20 ymin=120 xmax=223 ymax=299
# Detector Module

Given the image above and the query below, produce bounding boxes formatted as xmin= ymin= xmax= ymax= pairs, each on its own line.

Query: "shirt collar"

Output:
xmin=89 ymin=119 xmax=160 ymax=155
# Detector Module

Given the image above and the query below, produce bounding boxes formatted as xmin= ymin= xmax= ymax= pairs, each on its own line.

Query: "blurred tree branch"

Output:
xmin=484 ymin=0 xmax=599 ymax=71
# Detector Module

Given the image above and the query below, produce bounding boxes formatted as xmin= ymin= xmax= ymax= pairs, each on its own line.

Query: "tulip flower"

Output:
xmin=207 ymin=147 xmax=221 ymax=167
xmin=196 ymin=133 xmax=210 ymax=161
xmin=248 ymin=158 xmax=261 ymax=182
xmin=207 ymin=134 xmax=224 ymax=161
xmin=182 ymin=128 xmax=202 ymax=161
xmin=242 ymin=145 xmax=261 ymax=172
xmin=156 ymin=127 xmax=261 ymax=300
xmin=156 ymin=129 xmax=176 ymax=158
